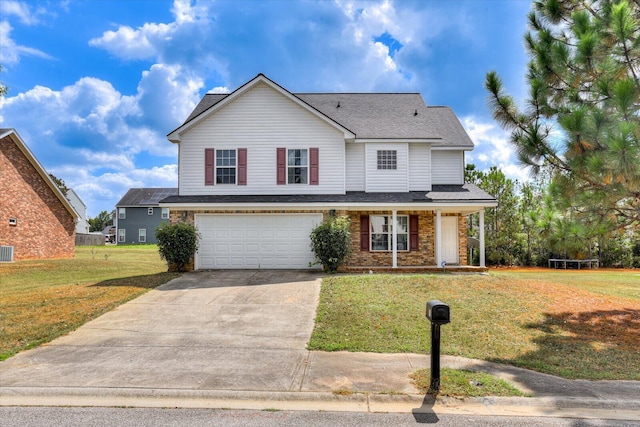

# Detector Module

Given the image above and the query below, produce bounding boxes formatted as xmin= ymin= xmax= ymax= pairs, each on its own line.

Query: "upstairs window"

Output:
xmin=377 ymin=150 xmax=397 ymax=170
xmin=161 ymin=208 xmax=169 ymax=219
xmin=118 ymin=208 xmax=126 ymax=220
xmin=288 ymin=149 xmax=308 ymax=184
xmin=216 ymin=149 xmax=236 ymax=184
xmin=147 ymin=207 xmax=154 ymax=215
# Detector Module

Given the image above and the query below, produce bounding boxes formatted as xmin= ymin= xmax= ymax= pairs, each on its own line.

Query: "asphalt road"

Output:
xmin=0 ymin=407 xmax=636 ymax=427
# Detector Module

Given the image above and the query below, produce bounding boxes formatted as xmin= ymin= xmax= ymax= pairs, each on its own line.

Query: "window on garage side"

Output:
xmin=370 ymin=215 xmax=408 ymax=251
xmin=216 ymin=149 xmax=236 ymax=184
xmin=287 ymin=149 xmax=308 ymax=184
xmin=139 ymin=229 xmax=146 ymax=243
xmin=377 ymin=150 xmax=397 ymax=170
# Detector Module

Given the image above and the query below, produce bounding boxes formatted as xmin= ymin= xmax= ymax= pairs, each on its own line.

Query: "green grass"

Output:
xmin=0 ymin=245 xmax=180 ymax=360
xmin=409 ymin=368 xmax=527 ymax=397
xmin=308 ymin=271 xmax=640 ymax=380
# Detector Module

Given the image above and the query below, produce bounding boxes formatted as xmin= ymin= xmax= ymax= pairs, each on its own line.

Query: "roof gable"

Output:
xmin=167 ymin=74 xmax=355 ymax=143
xmin=0 ymin=128 xmax=78 ymax=220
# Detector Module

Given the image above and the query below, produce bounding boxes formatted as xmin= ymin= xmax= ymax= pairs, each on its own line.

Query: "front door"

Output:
xmin=441 ymin=216 xmax=459 ymax=264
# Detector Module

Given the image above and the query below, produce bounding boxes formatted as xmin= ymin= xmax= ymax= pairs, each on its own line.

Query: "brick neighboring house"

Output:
xmin=161 ymin=74 xmax=497 ymax=271
xmin=0 ymin=128 xmax=78 ymax=260
xmin=115 ymin=188 xmax=177 ymax=244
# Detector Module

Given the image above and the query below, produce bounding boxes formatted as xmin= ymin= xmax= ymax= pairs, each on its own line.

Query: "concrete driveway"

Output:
xmin=0 ymin=270 xmax=323 ymax=392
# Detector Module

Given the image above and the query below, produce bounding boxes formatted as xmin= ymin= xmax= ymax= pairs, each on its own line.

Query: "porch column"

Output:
xmin=479 ymin=210 xmax=486 ymax=268
xmin=392 ymin=209 xmax=398 ymax=268
xmin=435 ymin=209 xmax=442 ymax=266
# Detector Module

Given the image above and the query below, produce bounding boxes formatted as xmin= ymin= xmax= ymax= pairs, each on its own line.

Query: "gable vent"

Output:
xmin=0 ymin=246 xmax=14 ymax=262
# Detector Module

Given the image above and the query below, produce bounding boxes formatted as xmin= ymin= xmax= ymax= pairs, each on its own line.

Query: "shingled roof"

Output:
xmin=174 ymin=74 xmax=474 ymax=148
xmin=116 ymin=188 xmax=178 ymax=207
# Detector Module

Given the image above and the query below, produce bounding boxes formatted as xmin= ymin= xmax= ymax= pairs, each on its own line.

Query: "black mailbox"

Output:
xmin=426 ymin=300 xmax=450 ymax=324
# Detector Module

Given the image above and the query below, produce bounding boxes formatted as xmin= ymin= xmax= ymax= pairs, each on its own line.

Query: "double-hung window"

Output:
xmin=287 ymin=149 xmax=308 ymax=184
xmin=161 ymin=208 xmax=169 ymax=219
xmin=118 ymin=229 xmax=126 ymax=243
xmin=139 ymin=229 xmax=146 ymax=243
xmin=370 ymin=215 xmax=408 ymax=251
xmin=118 ymin=208 xmax=126 ymax=219
xmin=147 ymin=207 xmax=154 ymax=215
xmin=216 ymin=149 xmax=236 ymax=184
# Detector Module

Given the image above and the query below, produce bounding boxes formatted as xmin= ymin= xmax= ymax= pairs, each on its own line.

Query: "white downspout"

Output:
xmin=435 ymin=209 xmax=442 ymax=266
xmin=479 ymin=210 xmax=486 ymax=268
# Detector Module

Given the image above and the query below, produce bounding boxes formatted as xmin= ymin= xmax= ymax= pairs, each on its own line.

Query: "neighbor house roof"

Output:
xmin=0 ymin=128 xmax=78 ymax=221
xmin=116 ymin=188 xmax=178 ymax=207
xmin=169 ymin=74 xmax=474 ymax=148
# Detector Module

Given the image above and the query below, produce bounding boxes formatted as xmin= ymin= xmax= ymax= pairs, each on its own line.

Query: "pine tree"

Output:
xmin=486 ymin=0 xmax=640 ymax=232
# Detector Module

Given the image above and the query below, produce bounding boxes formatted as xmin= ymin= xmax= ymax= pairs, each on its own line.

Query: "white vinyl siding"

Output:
xmin=431 ymin=150 xmax=464 ymax=184
xmin=409 ymin=143 xmax=431 ymax=191
xmin=178 ymin=82 xmax=345 ymax=195
xmin=345 ymin=143 xmax=365 ymax=191
xmin=365 ymin=142 xmax=408 ymax=192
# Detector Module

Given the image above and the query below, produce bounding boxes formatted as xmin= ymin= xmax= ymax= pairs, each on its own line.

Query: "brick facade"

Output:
xmin=171 ymin=208 xmax=468 ymax=271
xmin=0 ymin=135 xmax=75 ymax=260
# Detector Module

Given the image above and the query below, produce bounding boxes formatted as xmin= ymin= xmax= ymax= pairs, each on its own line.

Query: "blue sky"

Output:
xmin=1 ymin=0 xmax=532 ymax=217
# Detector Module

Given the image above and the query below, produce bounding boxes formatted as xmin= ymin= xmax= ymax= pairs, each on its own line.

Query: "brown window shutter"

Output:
xmin=309 ymin=147 xmax=319 ymax=185
xmin=205 ymin=148 xmax=215 ymax=185
xmin=360 ymin=215 xmax=370 ymax=251
xmin=277 ymin=148 xmax=286 ymax=184
xmin=410 ymin=215 xmax=419 ymax=251
xmin=238 ymin=148 xmax=247 ymax=185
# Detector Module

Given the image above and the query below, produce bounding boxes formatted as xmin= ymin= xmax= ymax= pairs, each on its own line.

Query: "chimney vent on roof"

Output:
xmin=414 ymin=109 xmax=418 ymax=116
xmin=337 ymin=101 xmax=341 ymax=108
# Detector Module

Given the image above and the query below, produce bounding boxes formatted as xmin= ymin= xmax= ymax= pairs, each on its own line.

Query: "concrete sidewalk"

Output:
xmin=1 ymin=271 xmax=639 ymax=420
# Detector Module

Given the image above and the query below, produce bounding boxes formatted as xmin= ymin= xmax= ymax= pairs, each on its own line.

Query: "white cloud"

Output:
xmin=208 ymin=86 xmax=230 ymax=94
xmin=463 ymin=116 xmax=531 ymax=183
xmin=0 ymin=21 xmax=53 ymax=65
xmin=0 ymin=1 xmax=45 ymax=25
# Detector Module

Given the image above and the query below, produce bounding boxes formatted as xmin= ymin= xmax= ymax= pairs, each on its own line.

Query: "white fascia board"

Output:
xmin=167 ymin=74 xmax=356 ymax=143
xmin=159 ymin=201 xmax=498 ymax=213
xmin=356 ymin=138 xmax=439 ymax=144
xmin=431 ymin=145 xmax=474 ymax=151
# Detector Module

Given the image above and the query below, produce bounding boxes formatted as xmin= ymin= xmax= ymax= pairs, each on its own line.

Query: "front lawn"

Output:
xmin=0 ymin=245 xmax=179 ymax=361
xmin=308 ymin=270 xmax=640 ymax=380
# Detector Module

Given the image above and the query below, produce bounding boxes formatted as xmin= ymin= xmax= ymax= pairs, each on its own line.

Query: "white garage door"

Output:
xmin=195 ymin=214 xmax=323 ymax=269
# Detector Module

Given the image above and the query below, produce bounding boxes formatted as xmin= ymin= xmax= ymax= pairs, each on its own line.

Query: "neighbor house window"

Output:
xmin=118 ymin=229 xmax=126 ymax=243
xmin=139 ymin=229 xmax=146 ymax=243
xmin=118 ymin=208 xmax=126 ymax=219
xmin=216 ymin=149 xmax=236 ymax=184
xmin=370 ymin=215 xmax=408 ymax=251
xmin=288 ymin=149 xmax=308 ymax=184
xmin=161 ymin=208 xmax=169 ymax=219
xmin=377 ymin=150 xmax=397 ymax=170
xmin=147 ymin=207 xmax=154 ymax=215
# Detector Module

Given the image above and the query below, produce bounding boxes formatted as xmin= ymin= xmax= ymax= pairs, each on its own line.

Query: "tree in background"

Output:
xmin=0 ymin=65 xmax=7 ymax=97
xmin=486 ymin=0 xmax=640 ymax=233
xmin=88 ymin=210 xmax=113 ymax=232
xmin=49 ymin=173 xmax=69 ymax=196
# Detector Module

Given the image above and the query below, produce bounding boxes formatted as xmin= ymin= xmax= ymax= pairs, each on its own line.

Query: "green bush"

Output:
xmin=155 ymin=222 xmax=200 ymax=272
xmin=310 ymin=215 xmax=351 ymax=273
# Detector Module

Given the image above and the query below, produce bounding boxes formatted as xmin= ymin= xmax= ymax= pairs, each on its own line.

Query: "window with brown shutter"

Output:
xmin=238 ymin=148 xmax=247 ymax=185
xmin=205 ymin=148 xmax=215 ymax=185
xmin=360 ymin=215 xmax=369 ymax=251
xmin=277 ymin=148 xmax=286 ymax=184
xmin=410 ymin=215 xmax=419 ymax=251
xmin=309 ymin=147 xmax=319 ymax=185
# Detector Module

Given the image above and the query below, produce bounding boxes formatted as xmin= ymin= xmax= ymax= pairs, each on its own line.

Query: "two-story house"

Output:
xmin=115 ymin=188 xmax=177 ymax=244
xmin=162 ymin=74 xmax=496 ymax=271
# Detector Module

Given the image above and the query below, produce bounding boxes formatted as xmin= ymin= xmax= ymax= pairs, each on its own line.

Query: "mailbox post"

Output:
xmin=426 ymin=300 xmax=450 ymax=393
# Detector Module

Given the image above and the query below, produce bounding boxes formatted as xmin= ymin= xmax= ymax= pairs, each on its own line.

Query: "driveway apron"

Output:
xmin=0 ymin=271 xmax=322 ymax=392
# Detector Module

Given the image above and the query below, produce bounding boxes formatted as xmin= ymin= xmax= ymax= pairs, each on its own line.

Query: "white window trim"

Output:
xmin=161 ymin=208 xmax=169 ymax=219
xmin=139 ymin=228 xmax=146 ymax=243
xmin=287 ymin=148 xmax=309 ymax=185
xmin=370 ymin=214 xmax=409 ymax=252
xmin=216 ymin=149 xmax=237 ymax=185
xmin=118 ymin=229 xmax=126 ymax=243
xmin=118 ymin=207 xmax=126 ymax=220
